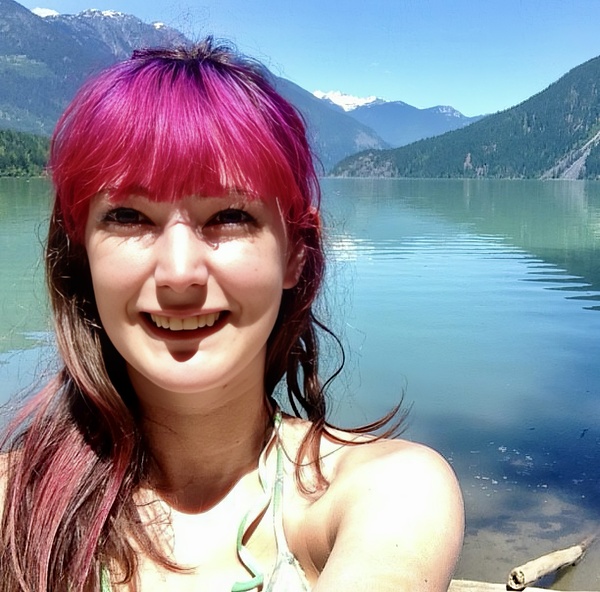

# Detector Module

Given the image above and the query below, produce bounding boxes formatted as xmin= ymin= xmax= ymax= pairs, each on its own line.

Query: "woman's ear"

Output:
xmin=283 ymin=243 xmax=306 ymax=289
xmin=283 ymin=207 xmax=320 ymax=289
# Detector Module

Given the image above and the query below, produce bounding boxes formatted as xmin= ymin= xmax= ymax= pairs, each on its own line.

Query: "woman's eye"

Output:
xmin=207 ymin=208 xmax=254 ymax=226
xmin=102 ymin=208 xmax=149 ymax=225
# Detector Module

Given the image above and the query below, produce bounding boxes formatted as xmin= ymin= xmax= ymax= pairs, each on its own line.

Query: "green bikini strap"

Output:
xmin=100 ymin=564 xmax=111 ymax=592
xmin=231 ymin=410 xmax=282 ymax=592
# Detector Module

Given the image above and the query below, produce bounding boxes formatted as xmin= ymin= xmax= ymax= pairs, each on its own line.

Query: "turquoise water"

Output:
xmin=0 ymin=178 xmax=52 ymax=399
xmin=1 ymin=177 xmax=600 ymax=588
xmin=320 ymin=178 xmax=600 ymax=589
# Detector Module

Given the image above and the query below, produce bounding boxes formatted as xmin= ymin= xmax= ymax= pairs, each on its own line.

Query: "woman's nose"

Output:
xmin=154 ymin=222 xmax=209 ymax=291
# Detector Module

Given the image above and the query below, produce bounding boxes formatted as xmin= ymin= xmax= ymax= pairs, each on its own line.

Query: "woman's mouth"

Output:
xmin=149 ymin=312 xmax=222 ymax=331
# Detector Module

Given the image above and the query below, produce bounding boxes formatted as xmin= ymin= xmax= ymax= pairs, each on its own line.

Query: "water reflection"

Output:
xmin=331 ymin=178 xmax=599 ymax=284
xmin=321 ymin=178 xmax=600 ymax=590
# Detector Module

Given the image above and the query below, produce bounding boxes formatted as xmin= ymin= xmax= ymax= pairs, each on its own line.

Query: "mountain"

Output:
xmin=333 ymin=55 xmax=600 ymax=180
xmin=347 ymin=101 xmax=483 ymax=147
xmin=275 ymin=80 xmax=387 ymax=171
xmin=0 ymin=0 xmax=386 ymax=172
xmin=46 ymin=9 xmax=186 ymax=62
xmin=313 ymin=90 xmax=483 ymax=147
xmin=313 ymin=90 xmax=383 ymax=112
xmin=0 ymin=0 xmax=186 ymax=134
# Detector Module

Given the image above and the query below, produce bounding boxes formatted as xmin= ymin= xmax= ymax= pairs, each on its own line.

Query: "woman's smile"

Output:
xmin=141 ymin=310 xmax=229 ymax=342
xmin=148 ymin=311 xmax=222 ymax=331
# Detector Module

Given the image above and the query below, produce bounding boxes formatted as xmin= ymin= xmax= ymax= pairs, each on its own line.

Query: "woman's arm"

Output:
xmin=314 ymin=440 xmax=464 ymax=591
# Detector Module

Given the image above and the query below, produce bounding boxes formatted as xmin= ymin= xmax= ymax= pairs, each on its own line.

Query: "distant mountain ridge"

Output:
xmin=333 ymin=55 xmax=600 ymax=180
xmin=45 ymin=8 xmax=186 ymax=61
xmin=0 ymin=0 xmax=186 ymax=134
xmin=313 ymin=90 xmax=483 ymax=148
xmin=0 ymin=0 xmax=389 ymax=170
xmin=347 ymin=100 xmax=483 ymax=148
xmin=274 ymin=79 xmax=387 ymax=171
xmin=313 ymin=90 xmax=384 ymax=111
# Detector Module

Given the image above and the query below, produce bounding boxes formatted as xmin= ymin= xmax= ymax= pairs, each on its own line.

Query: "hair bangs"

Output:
xmin=50 ymin=53 xmax=313 ymax=243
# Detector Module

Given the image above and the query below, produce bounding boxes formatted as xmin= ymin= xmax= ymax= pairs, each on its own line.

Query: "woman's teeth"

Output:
xmin=150 ymin=312 xmax=221 ymax=331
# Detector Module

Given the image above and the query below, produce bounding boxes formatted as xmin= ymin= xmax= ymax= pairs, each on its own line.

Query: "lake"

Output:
xmin=1 ymin=177 xmax=599 ymax=589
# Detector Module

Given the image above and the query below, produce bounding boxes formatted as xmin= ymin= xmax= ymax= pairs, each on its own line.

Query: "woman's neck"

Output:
xmin=139 ymin=388 xmax=273 ymax=513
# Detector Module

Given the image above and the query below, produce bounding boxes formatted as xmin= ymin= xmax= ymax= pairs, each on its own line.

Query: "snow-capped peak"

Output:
xmin=31 ymin=7 xmax=60 ymax=17
xmin=100 ymin=9 xmax=123 ymax=17
xmin=80 ymin=8 xmax=125 ymax=18
xmin=432 ymin=105 xmax=462 ymax=117
xmin=313 ymin=90 xmax=381 ymax=112
xmin=153 ymin=22 xmax=166 ymax=30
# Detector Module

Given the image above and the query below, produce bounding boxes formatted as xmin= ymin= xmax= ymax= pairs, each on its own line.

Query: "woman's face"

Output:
xmin=84 ymin=192 xmax=302 ymax=408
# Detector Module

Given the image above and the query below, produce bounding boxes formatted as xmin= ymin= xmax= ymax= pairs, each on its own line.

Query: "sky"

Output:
xmin=17 ymin=0 xmax=600 ymax=116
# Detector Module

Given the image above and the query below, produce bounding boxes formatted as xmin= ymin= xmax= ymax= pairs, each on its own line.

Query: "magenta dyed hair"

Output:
xmin=50 ymin=41 xmax=320 ymax=244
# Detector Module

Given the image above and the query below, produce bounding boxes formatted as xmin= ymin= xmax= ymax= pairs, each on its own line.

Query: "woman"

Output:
xmin=0 ymin=39 xmax=463 ymax=591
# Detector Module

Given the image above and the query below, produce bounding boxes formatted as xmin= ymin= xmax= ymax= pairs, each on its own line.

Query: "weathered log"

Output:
xmin=449 ymin=580 xmax=598 ymax=592
xmin=506 ymin=536 xmax=596 ymax=591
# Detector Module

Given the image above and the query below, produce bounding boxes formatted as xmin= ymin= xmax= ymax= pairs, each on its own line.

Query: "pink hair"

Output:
xmin=50 ymin=43 xmax=320 ymax=244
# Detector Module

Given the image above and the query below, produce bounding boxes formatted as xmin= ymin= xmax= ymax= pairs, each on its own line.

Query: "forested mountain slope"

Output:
xmin=333 ymin=55 xmax=600 ymax=180
xmin=0 ymin=0 xmax=186 ymax=135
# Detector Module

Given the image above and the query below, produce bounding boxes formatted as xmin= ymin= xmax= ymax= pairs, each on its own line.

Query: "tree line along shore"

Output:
xmin=0 ymin=129 xmax=48 ymax=177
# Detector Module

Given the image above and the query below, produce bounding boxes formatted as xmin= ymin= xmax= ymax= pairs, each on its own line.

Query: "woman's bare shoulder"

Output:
xmin=291 ymin=422 xmax=465 ymax=592
xmin=280 ymin=413 xmax=459 ymax=491
xmin=330 ymin=431 xmax=455 ymax=482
